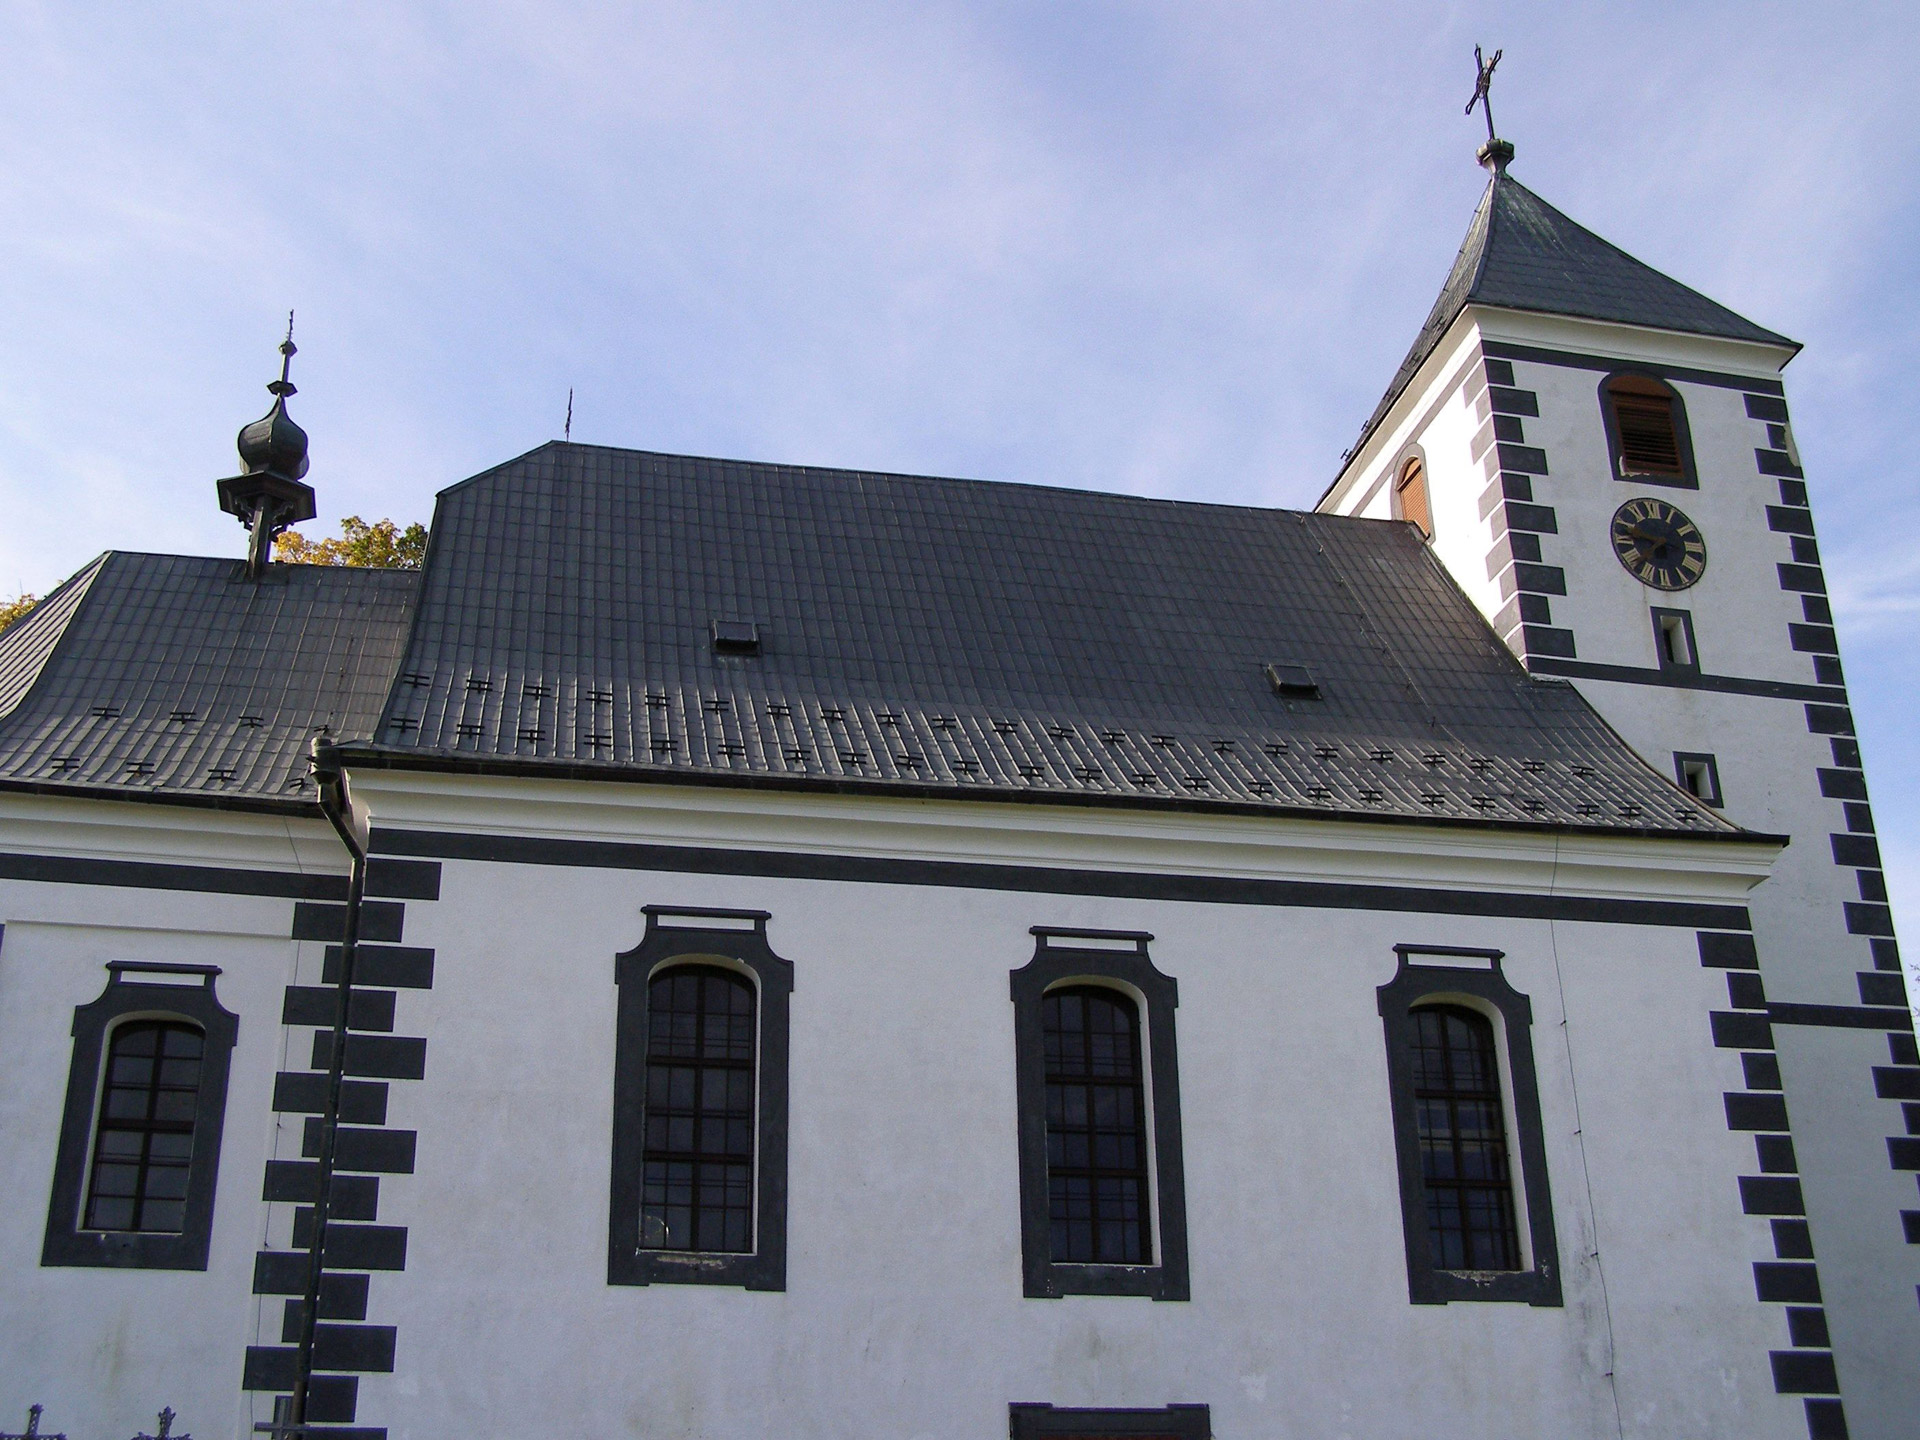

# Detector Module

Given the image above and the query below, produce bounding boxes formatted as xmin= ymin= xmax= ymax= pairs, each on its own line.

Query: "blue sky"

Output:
xmin=2 ymin=3 xmax=1914 ymax=982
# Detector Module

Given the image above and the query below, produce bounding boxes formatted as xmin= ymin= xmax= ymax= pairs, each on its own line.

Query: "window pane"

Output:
xmin=83 ymin=1020 xmax=204 ymax=1234
xmin=1042 ymin=987 xmax=1152 ymax=1265
xmin=639 ymin=965 xmax=756 ymax=1254
xmin=1409 ymin=1005 xmax=1520 ymax=1271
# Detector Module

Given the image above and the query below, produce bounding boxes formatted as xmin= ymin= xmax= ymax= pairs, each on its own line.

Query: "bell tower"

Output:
xmin=1319 ymin=94 xmax=1918 ymax=1440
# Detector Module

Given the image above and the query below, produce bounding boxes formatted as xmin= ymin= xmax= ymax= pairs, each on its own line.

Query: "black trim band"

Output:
xmin=1525 ymin=659 xmax=1845 ymax=705
xmin=368 ymin=829 xmax=1755 ymax=931
xmin=1009 ymin=1404 xmax=1211 ymax=1438
xmin=1480 ymin=341 xmax=1786 ymax=394
xmin=1768 ymin=1003 xmax=1915 ymax=1033
xmin=0 ymin=850 xmax=345 ymax=900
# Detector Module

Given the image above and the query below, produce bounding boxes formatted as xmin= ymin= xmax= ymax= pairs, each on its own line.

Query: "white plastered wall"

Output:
xmin=315 ymin=771 xmax=1799 ymax=1440
xmin=0 ymin=768 xmax=1817 ymax=1440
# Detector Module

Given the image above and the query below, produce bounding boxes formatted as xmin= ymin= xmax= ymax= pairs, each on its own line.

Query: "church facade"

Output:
xmin=0 ymin=142 xmax=1913 ymax=1440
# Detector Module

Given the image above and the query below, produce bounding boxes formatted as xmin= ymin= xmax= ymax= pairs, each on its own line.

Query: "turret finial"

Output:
xmin=1466 ymin=45 xmax=1513 ymax=174
xmin=216 ymin=322 xmax=318 ymax=579
xmin=269 ymin=311 xmax=297 ymax=398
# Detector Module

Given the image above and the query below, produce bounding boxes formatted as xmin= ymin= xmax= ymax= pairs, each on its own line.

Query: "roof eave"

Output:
xmin=329 ymin=743 xmax=1783 ymax=847
xmin=0 ymin=775 xmax=325 ymax=818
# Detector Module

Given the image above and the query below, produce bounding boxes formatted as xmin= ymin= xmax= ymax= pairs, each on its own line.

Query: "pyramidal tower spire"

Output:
xmin=216 ymin=312 xmax=318 ymax=579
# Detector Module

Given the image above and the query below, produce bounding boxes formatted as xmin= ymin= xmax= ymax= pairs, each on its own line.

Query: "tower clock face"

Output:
xmin=1610 ymin=497 xmax=1706 ymax=591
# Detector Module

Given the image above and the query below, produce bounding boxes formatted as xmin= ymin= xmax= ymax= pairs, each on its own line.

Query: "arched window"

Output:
xmin=1604 ymin=373 xmax=1687 ymax=479
xmin=1011 ymin=929 xmax=1188 ymax=1300
xmin=640 ymin=965 xmax=757 ymax=1254
xmin=1408 ymin=1004 xmax=1519 ymax=1271
xmin=44 ymin=963 xmax=237 ymax=1270
xmin=611 ymin=909 xmax=792 ymax=1290
xmin=1042 ymin=985 xmax=1151 ymax=1266
xmin=84 ymin=1019 xmax=206 ymax=1234
xmin=1393 ymin=456 xmax=1433 ymax=538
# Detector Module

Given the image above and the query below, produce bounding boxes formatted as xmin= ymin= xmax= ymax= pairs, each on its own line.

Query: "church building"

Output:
xmin=0 ymin=127 xmax=1914 ymax=1440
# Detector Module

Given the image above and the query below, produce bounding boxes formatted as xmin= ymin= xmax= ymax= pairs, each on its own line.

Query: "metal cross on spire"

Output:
xmin=1465 ymin=45 xmax=1514 ymax=173
xmin=1465 ymin=46 xmax=1501 ymax=142
xmin=0 ymin=1405 xmax=67 ymax=1440
xmin=132 ymin=1407 xmax=190 ymax=1440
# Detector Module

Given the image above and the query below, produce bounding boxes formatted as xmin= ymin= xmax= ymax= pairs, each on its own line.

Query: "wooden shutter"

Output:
xmin=1607 ymin=375 xmax=1685 ymax=476
xmin=1394 ymin=457 xmax=1432 ymax=538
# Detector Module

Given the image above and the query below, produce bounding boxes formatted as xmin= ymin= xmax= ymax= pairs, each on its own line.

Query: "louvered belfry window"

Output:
xmin=1043 ymin=985 xmax=1152 ymax=1265
xmin=84 ymin=1020 xmax=205 ymax=1233
xmin=1607 ymin=374 xmax=1685 ymax=477
xmin=1409 ymin=1004 xmax=1520 ymax=1271
xmin=640 ymin=965 xmax=757 ymax=1253
xmin=1394 ymin=456 xmax=1433 ymax=538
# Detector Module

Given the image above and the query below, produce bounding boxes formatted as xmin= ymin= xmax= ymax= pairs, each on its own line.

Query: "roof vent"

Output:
xmin=1265 ymin=662 xmax=1321 ymax=699
xmin=712 ymin=619 xmax=761 ymax=655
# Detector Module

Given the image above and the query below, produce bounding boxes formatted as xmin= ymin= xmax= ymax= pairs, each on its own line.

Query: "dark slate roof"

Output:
xmin=344 ymin=442 xmax=1735 ymax=836
xmin=0 ymin=552 xmax=418 ymax=810
xmin=1342 ymin=171 xmax=1797 ymax=478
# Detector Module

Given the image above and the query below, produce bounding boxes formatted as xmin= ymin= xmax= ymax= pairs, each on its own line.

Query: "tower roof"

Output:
xmin=1346 ymin=170 xmax=1797 ymax=473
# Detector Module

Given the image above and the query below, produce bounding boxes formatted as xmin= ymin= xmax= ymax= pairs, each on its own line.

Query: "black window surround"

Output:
xmin=1009 ymin=1403 xmax=1211 ymax=1438
xmin=1011 ymin=927 xmax=1190 ymax=1301
xmin=1599 ymin=370 xmax=1699 ymax=489
xmin=609 ymin=905 xmax=792 ymax=1290
xmin=1650 ymin=607 xmax=1700 ymax=673
xmin=1674 ymin=751 xmax=1725 ymax=808
xmin=1377 ymin=946 xmax=1562 ymax=1306
xmin=42 ymin=963 xmax=239 ymax=1271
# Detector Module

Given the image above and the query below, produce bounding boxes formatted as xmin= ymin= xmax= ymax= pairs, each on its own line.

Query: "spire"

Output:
xmin=217 ymin=314 xmax=317 ymax=579
xmin=1329 ymin=88 xmax=1797 ymax=489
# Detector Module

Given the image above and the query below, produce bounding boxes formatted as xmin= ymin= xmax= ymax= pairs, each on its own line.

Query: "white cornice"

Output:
xmin=1473 ymin=307 xmax=1798 ymax=378
xmin=0 ymin=792 xmax=341 ymax=875
xmin=346 ymin=768 xmax=1780 ymax=906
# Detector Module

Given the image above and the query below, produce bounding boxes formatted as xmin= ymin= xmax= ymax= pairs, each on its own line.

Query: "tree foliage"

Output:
xmin=275 ymin=515 xmax=429 ymax=569
xmin=0 ymin=592 xmax=38 ymax=636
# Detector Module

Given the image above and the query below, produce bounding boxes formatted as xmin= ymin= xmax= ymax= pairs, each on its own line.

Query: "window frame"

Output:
xmin=1376 ymin=946 xmax=1562 ymax=1306
xmin=1650 ymin=606 xmax=1700 ymax=673
xmin=1040 ymin=984 xmax=1155 ymax=1268
xmin=1674 ymin=751 xmax=1725 ymax=807
xmin=42 ymin=963 xmax=238 ymax=1271
xmin=1600 ymin=370 xmax=1698 ymax=490
xmin=1010 ymin=928 xmax=1189 ymax=1301
xmin=609 ymin=906 xmax=792 ymax=1291
xmin=1009 ymin=1403 xmax=1212 ymax=1438
xmin=636 ymin=963 xmax=759 ymax=1256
